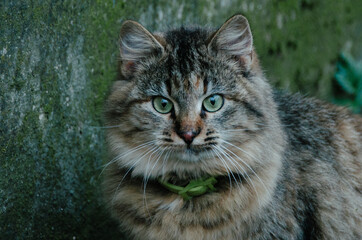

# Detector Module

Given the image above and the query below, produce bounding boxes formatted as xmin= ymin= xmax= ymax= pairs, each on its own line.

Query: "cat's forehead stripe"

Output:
xmin=165 ymin=76 xmax=172 ymax=95
xmin=165 ymin=27 xmax=209 ymax=93
xmin=203 ymin=76 xmax=208 ymax=94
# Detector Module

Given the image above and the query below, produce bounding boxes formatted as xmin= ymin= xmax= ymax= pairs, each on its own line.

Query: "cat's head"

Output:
xmin=106 ymin=15 xmax=282 ymax=180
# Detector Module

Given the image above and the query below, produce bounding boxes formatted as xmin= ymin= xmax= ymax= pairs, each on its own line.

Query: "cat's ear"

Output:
xmin=119 ymin=20 xmax=165 ymax=78
xmin=208 ymin=15 xmax=253 ymax=70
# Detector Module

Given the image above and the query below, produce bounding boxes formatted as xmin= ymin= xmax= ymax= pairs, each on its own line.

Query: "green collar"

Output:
xmin=158 ymin=176 xmax=218 ymax=201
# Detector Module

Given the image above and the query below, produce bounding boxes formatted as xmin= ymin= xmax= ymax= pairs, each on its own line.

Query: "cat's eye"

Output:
xmin=203 ymin=94 xmax=224 ymax=112
xmin=152 ymin=96 xmax=173 ymax=114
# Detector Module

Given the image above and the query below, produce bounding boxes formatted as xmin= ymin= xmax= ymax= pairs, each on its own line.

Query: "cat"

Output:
xmin=103 ymin=15 xmax=362 ymax=240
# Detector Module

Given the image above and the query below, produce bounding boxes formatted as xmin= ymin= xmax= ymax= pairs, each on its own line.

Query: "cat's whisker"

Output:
xmin=220 ymin=140 xmax=273 ymax=199
xmin=112 ymin=145 xmax=159 ymax=195
xmin=211 ymin=146 xmax=234 ymax=194
xmin=161 ymin=147 xmax=173 ymax=176
xmin=111 ymin=143 xmax=159 ymax=206
xmin=143 ymin=146 xmax=171 ymax=216
xmin=142 ymin=145 xmax=164 ymax=215
xmin=112 ymin=157 xmax=145 ymax=203
xmin=117 ymin=143 xmax=160 ymax=185
xmin=215 ymin=145 xmax=260 ymax=204
xmin=213 ymin=146 xmax=245 ymax=194
xmin=217 ymin=144 xmax=262 ymax=207
xmin=143 ymin=145 xmax=163 ymax=179
xmin=107 ymin=140 xmax=157 ymax=166
xmin=205 ymin=147 xmax=214 ymax=162
xmin=99 ymin=140 xmax=157 ymax=177
xmin=145 ymin=147 xmax=169 ymax=198
xmin=146 ymin=146 xmax=169 ymax=184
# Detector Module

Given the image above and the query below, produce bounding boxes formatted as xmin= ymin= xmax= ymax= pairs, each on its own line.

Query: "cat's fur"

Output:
xmin=103 ymin=15 xmax=362 ymax=239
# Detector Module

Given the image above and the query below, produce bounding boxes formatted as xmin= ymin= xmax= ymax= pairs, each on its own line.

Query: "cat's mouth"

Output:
xmin=173 ymin=144 xmax=214 ymax=154
xmin=168 ymin=143 xmax=216 ymax=151
xmin=167 ymin=144 xmax=216 ymax=162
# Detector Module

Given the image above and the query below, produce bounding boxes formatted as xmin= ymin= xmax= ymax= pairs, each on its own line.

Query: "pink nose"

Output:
xmin=183 ymin=131 xmax=195 ymax=143
xmin=180 ymin=130 xmax=199 ymax=145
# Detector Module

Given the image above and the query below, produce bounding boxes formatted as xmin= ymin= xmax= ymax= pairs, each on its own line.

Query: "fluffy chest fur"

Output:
xmin=103 ymin=15 xmax=362 ymax=240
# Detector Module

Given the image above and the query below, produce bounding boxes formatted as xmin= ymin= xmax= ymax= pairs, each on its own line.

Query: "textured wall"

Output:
xmin=1 ymin=0 xmax=361 ymax=239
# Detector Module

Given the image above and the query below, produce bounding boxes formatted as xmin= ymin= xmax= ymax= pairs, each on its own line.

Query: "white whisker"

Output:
xmin=211 ymin=146 xmax=233 ymax=193
xmin=142 ymin=145 xmax=163 ymax=215
xmin=220 ymin=140 xmax=272 ymax=199
xmin=217 ymin=144 xmax=262 ymax=207
xmin=110 ymin=143 xmax=158 ymax=205
xmin=161 ymin=147 xmax=173 ymax=176
xmin=99 ymin=140 xmax=157 ymax=177
xmin=214 ymin=145 xmax=244 ymax=189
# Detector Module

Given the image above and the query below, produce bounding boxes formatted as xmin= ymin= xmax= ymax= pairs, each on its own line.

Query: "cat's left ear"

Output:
xmin=119 ymin=20 xmax=165 ymax=78
xmin=208 ymin=15 xmax=253 ymax=70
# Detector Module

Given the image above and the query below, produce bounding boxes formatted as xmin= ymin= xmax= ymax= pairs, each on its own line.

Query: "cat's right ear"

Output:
xmin=119 ymin=21 xmax=165 ymax=78
xmin=207 ymin=15 xmax=253 ymax=70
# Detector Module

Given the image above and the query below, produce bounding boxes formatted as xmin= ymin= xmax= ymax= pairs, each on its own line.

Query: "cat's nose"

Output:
xmin=179 ymin=130 xmax=200 ymax=145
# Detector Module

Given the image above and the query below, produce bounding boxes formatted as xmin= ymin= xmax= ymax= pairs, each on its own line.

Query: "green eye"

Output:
xmin=203 ymin=94 xmax=224 ymax=112
xmin=152 ymin=96 xmax=173 ymax=114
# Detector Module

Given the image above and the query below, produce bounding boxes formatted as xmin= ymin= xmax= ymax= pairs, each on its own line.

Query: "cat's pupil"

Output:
xmin=210 ymin=97 xmax=216 ymax=105
xmin=161 ymin=99 xmax=168 ymax=108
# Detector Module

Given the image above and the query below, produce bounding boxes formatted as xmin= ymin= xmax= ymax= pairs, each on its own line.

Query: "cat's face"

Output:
xmin=106 ymin=16 xmax=274 ymax=179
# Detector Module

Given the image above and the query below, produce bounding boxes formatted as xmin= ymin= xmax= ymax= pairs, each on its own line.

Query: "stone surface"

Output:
xmin=0 ymin=0 xmax=361 ymax=239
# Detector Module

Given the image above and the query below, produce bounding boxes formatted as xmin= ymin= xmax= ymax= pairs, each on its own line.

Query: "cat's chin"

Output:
xmin=171 ymin=145 xmax=212 ymax=162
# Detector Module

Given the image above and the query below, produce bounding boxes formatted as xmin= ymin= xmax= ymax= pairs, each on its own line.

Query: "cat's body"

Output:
xmin=103 ymin=15 xmax=362 ymax=239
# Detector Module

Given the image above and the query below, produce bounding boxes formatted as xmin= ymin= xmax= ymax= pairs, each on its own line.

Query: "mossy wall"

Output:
xmin=1 ymin=0 xmax=361 ymax=239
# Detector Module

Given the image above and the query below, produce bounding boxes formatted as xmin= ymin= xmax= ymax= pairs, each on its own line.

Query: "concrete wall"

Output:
xmin=1 ymin=0 xmax=361 ymax=239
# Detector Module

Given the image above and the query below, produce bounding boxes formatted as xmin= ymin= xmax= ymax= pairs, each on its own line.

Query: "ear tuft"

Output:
xmin=119 ymin=21 xmax=164 ymax=78
xmin=208 ymin=15 xmax=253 ymax=69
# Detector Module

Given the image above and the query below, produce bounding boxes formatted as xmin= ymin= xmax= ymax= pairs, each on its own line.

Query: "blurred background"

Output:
xmin=1 ymin=0 xmax=361 ymax=239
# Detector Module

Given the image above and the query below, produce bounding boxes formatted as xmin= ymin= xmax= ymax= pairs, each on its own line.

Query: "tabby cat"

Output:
xmin=103 ymin=15 xmax=362 ymax=239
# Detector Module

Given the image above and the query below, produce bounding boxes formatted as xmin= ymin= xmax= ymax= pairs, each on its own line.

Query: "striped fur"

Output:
xmin=104 ymin=15 xmax=362 ymax=239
